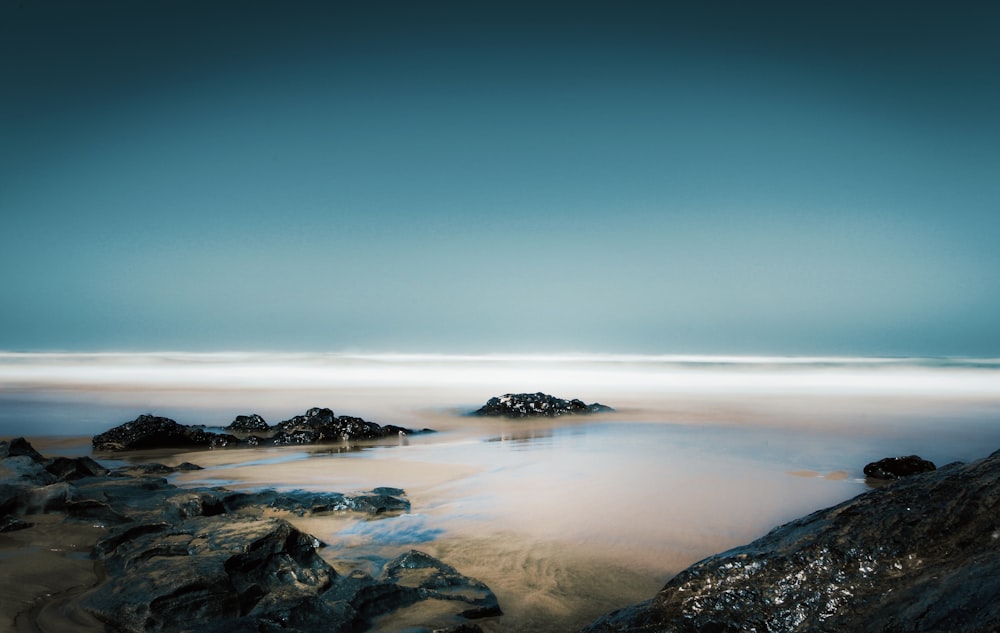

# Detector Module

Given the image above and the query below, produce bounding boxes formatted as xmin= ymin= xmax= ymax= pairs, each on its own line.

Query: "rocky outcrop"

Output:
xmin=583 ymin=449 xmax=1000 ymax=633
xmin=225 ymin=413 xmax=270 ymax=433
xmin=92 ymin=414 xmax=240 ymax=451
xmin=863 ymin=454 xmax=936 ymax=480
xmin=471 ymin=392 xmax=614 ymax=418
xmin=2 ymin=438 xmax=501 ymax=632
xmin=93 ymin=408 xmax=419 ymax=451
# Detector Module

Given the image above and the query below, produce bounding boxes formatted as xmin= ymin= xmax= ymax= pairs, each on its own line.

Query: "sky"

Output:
xmin=2 ymin=1 xmax=999 ymax=356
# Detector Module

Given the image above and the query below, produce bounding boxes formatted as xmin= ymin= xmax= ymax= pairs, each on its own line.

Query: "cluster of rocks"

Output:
xmin=1 ymin=438 xmax=500 ymax=633
xmin=471 ymin=392 xmax=614 ymax=418
xmin=584 ymin=450 xmax=1000 ymax=633
xmin=92 ymin=408 xmax=420 ymax=452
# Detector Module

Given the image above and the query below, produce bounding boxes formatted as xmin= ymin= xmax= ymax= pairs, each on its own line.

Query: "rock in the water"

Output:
xmin=93 ymin=409 xmax=421 ymax=451
xmin=583 ymin=449 xmax=1000 ymax=633
xmin=225 ymin=414 xmax=270 ymax=433
xmin=471 ymin=392 xmax=614 ymax=418
xmin=863 ymin=454 xmax=936 ymax=480
xmin=92 ymin=414 xmax=240 ymax=451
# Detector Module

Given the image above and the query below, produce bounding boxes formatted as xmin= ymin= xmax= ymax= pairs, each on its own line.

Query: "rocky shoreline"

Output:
xmin=583 ymin=449 xmax=1000 ymax=633
xmin=1 ymin=437 xmax=500 ymax=633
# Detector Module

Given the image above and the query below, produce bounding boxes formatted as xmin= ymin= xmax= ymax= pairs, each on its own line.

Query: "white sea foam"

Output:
xmin=0 ymin=352 xmax=998 ymax=396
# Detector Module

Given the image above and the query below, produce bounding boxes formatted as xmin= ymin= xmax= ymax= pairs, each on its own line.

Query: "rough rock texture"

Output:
xmin=863 ymin=454 xmax=936 ymax=480
xmin=2 ymin=438 xmax=501 ymax=632
xmin=584 ymin=449 xmax=1000 ymax=633
xmin=471 ymin=392 xmax=614 ymax=418
xmin=93 ymin=408 xmax=418 ymax=451
xmin=225 ymin=413 xmax=270 ymax=433
xmin=92 ymin=414 xmax=240 ymax=451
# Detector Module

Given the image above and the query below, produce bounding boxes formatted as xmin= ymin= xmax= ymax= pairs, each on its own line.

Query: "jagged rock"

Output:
xmin=272 ymin=407 xmax=408 ymax=443
xmin=222 ymin=487 xmax=410 ymax=516
xmin=93 ymin=409 xmax=419 ymax=451
xmin=471 ymin=392 xmax=614 ymax=418
xmin=45 ymin=455 xmax=109 ymax=481
xmin=225 ymin=414 xmax=270 ymax=433
xmin=583 ymin=449 xmax=1000 ymax=633
xmin=83 ymin=515 xmax=334 ymax=632
xmin=92 ymin=414 xmax=240 ymax=451
xmin=4 ymin=439 xmax=500 ymax=632
xmin=863 ymin=454 xmax=936 ymax=480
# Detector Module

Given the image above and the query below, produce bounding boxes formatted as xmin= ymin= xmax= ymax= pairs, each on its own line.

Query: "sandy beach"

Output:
xmin=4 ymin=355 xmax=1000 ymax=631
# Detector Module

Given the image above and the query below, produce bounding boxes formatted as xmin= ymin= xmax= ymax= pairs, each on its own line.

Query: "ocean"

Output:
xmin=3 ymin=353 xmax=1000 ymax=631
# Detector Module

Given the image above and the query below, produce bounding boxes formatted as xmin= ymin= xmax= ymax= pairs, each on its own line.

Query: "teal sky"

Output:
xmin=2 ymin=1 xmax=999 ymax=355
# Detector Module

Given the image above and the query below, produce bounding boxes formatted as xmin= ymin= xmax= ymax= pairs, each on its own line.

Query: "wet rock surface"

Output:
xmin=471 ymin=392 xmax=614 ymax=418
xmin=863 ymin=454 xmax=936 ymax=480
xmin=1 ymin=438 xmax=501 ymax=632
xmin=583 ymin=448 xmax=1000 ymax=633
xmin=93 ymin=408 xmax=421 ymax=451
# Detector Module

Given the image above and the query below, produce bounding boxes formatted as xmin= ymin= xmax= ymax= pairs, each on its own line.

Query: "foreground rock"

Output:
xmin=93 ymin=407 xmax=419 ymax=451
xmin=471 ymin=393 xmax=614 ymax=418
xmin=863 ymin=454 xmax=936 ymax=480
xmin=584 ymin=449 xmax=1000 ymax=633
xmin=1 ymin=438 xmax=501 ymax=632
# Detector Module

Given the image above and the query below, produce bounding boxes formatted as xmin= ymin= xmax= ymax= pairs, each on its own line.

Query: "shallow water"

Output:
xmin=4 ymin=353 xmax=1000 ymax=632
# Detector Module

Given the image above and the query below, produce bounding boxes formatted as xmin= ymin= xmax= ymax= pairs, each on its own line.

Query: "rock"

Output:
xmin=222 ymin=488 xmax=410 ymax=516
xmin=3 ymin=439 xmax=500 ymax=632
xmin=863 ymin=454 xmax=936 ymax=480
xmin=225 ymin=414 xmax=270 ymax=433
xmin=471 ymin=392 xmax=614 ymax=418
xmin=92 ymin=414 xmax=240 ymax=451
xmin=45 ymin=455 xmax=109 ymax=481
xmin=0 ymin=437 xmax=46 ymax=462
xmin=93 ymin=409 xmax=420 ymax=451
xmin=583 ymin=449 xmax=1000 ymax=633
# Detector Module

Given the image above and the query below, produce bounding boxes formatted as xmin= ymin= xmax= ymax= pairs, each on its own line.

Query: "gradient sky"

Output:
xmin=2 ymin=1 xmax=999 ymax=355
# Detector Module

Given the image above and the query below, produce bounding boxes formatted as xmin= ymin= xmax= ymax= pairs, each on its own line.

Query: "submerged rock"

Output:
xmin=863 ymin=454 xmax=936 ymax=480
xmin=471 ymin=392 xmax=614 ymax=418
xmin=583 ymin=449 xmax=1000 ymax=633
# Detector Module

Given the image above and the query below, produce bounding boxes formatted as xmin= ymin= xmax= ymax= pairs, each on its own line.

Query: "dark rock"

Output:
xmin=45 ymin=455 xmax=109 ymax=481
xmin=583 ymin=449 xmax=1000 ymax=633
xmin=93 ymin=409 xmax=420 ymax=451
xmin=92 ymin=414 xmax=240 ymax=451
xmin=471 ymin=392 xmax=614 ymax=418
xmin=863 ymin=454 xmax=936 ymax=480
xmin=4 ymin=441 xmax=499 ymax=633
xmin=223 ymin=488 xmax=410 ymax=516
xmin=83 ymin=514 xmax=335 ymax=632
xmin=226 ymin=414 xmax=270 ymax=433
xmin=112 ymin=461 xmax=204 ymax=476
xmin=0 ymin=514 xmax=33 ymax=532
xmin=0 ymin=437 xmax=46 ymax=462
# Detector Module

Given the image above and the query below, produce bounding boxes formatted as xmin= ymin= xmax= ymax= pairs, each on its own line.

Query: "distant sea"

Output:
xmin=2 ymin=352 xmax=999 ymax=437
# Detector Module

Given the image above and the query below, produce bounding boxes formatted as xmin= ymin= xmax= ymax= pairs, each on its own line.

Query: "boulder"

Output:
xmin=863 ymin=454 xmax=936 ymax=480
xmin=583 ymin=449 xmax=1000 ymax=633
xmin=92 ymin=415 xmax=240 ymax=451
xmin=225 ymin=414 xmax=270 ymax=433
xmin=471 ymin=392 xmax=614 ymax=418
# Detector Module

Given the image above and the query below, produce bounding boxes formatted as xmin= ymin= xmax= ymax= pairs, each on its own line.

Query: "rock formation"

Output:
xmin=471 ymin=392 xmax=614 ymax=418
xmin=93 ymin=408 xmax=419 ymax=451
xmin=863 ymin=454 xmax=936 ymax=480
xmin=583 ymin=449 xmax=1000 ymax=633
xmin=1 ymin=438 xmax=501 ymax=632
